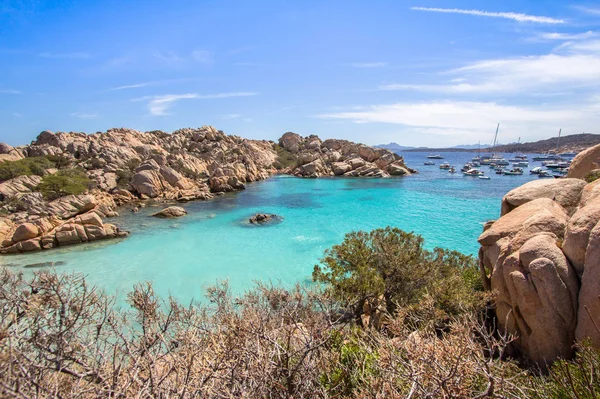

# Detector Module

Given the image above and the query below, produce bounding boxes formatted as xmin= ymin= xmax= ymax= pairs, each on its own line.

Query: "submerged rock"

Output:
xmin=249 ymin=213 xmax=281 ymax=225
xmin=151 ymin=206 xmax=187 ymax=218
xmin=24 ymin=260 xmax=66 ymax=268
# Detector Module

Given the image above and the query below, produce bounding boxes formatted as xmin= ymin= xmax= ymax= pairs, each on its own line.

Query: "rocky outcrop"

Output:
xmin=567 ymin=143 xmax=600 ymax=179
xmin=479 ymin=174 xmax=600 ymax=364
xmin=1 ymin=126 xmax=416 ymax=254
xmin=152 ymin=206 xmax=187 ymax=218
xmin=279 ymin=134 xmax=415 ymax=178
xmin=249 ymin=213 xmax=281 ymax=224
xmin=0 ymin=211 xmax=128 ymax=254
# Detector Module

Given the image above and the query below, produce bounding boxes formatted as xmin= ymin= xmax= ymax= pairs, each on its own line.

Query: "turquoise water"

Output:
xmin=1 ymin=152 xmax=541 ymax=303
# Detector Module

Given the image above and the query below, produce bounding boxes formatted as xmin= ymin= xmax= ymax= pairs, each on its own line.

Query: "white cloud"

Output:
xmin=134 ymin=92 xmax=258 ymax=116
xmin=349 ymin=62 xmax=388 ymax=68
xmin=318 ymin=100 xmax=600 ymax=142
xmin=13 ymin=112 xmax=22 ymax=118
xmin=0 ymin=89 xmax=21 ymax=94
xmin=411 ymin=7 xmax=565 ymax=24
xmin=38 ymin=52 xmax=91 ymax=59
xmin=539 ymin=31 xmax=597 ymax=40
xmin=70 ymin=112 xmax=98 ymax=119
xmin=191 ymin=50 xmax=213 ymax=64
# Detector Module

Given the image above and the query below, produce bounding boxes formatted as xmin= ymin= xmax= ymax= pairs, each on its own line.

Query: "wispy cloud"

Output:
xmin=70 ymin=112 xmax=98 ymax=119
xmin=380 ymin=38 xmax=600 ymax=95
xmin=318 ymin=100 xmax=600 ymax=142
xmin=107 ymin=82 xmax=153 ymax=91
xmin=538 ymin=31 xmax=597 ymax=40
xmin=191 ymin=50 xmax=213 ymax=64
xmin=221 ymin=114 xmax=241 ymax=119
xmin=0 ymin=89 xmax=21 ymax=94
xmin=39 ymin=52 xmax=91 ymax=59
xmin=573 ymin=5 xmax=600 ymax=16
xmin=349 ymin=62 xmax=389 ymax=68
xmin=152 ymin=50 xmax=214 ymax=67
xmin=133 ymin=92 xmax=258 ymax=116
xmin=411 ymin=7 xmax=565 ymax=24
xmin=13 ymin=112 xmax=22 ymax=118
xmin=226 ymin=46 xmax=255 ymax=55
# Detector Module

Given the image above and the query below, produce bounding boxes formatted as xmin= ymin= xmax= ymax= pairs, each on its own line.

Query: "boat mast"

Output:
xmin=492 ymin=123 xmax=499 ymax=156
xmin=556 ymin=128 xmax=562 ymax=153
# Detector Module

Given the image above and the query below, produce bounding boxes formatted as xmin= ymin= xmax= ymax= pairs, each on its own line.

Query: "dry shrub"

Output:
xmin=1 ymin=268 xmax=598 ymax=399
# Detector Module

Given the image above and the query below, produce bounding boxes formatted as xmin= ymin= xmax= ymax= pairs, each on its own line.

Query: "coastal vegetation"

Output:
xmin=37 ymin=168 xmax=93 ymax=200
xmin=1 ymin=228 xmax=599 ymax=398
xmin=0 ymin=156 xmax=54 ymax=181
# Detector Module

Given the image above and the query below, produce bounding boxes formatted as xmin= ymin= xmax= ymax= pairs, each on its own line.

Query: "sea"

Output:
xmin=0 ymin=152 xmax=552 ymax=303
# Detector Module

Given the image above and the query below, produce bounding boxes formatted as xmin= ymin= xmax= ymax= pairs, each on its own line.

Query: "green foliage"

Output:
xmin=46 ymin=154 xmax=71 ymax=169
xmin=584 ymin=169 xmax=600 ymax=183
xmin=532 ymin=343 xmax=600 ymax=399
xmin=0 ymin=156 xmax=54 ymax=181
xmin=321 ymin=329 xmax=379 ymax=396
xmin=273 ymin=144 xmax=299 ymax=170
xmin=115 ymin=158 xmax=141 ymax=188
xmin=312 ymin=227 xmax=482 ymax=325
xmin=37 ymin=168 xmax=93 ymax=200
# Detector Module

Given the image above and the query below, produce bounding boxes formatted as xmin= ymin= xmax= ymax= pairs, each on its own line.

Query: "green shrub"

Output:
xmin=0 ymin=157 xmax=54 ymax=181
xmin=37 ymin=169 xmax=93 ymax=200
xmin=313 ymin=227 xmax=482 ymax=327
xmin=532 ymin=343 xmax=600 ymax=398
xmin=46 ymin=154 xmax=71 ymax=169
xmin=115 ymin=159 xmax=141 ymax=188
xmin=273 ymin=144 xmax=298 ymax=170
xmin=584 ymin=169 xmax=600 ymax=183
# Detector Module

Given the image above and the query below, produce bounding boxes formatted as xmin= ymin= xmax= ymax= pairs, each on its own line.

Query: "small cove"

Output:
xmin=1 ymin=152 xmax=542 ymax=303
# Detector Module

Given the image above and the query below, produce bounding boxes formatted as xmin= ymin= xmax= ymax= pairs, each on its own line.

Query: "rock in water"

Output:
xmin=249 ymin=213 xmax=280 ymax=224
xmin=151 ymin=206 xmax=187 ymax=218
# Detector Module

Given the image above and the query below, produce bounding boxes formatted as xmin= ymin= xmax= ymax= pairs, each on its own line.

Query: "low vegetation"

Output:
xmin=273 ymin=144 xmax=299 ymax=170
xmin=0 ymin=228 xmax=598 ymax=398
xmin=37 ymin=168 xmax=93 ymax=200
xmin=584 ymin=169 xmax=600 ymax=183
xmin=0 ymin=156 xmax=54 ymax=181
xmin=0 ymin=155 xmax=73 ymax=182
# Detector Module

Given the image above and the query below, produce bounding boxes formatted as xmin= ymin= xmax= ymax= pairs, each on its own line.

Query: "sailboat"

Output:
xmin=509 ymin=137 xmax=529 ymax=167
xmin=480 ymin=124 xmax=500 ymax=165
xmin=532 ymin=129 xmax=564 ymax=161
xmin=488 ymin=123 xmax=509 ymax=166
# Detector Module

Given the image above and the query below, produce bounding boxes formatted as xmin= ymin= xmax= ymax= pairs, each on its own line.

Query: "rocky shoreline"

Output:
xmin=0 ymin=126 xmax=414 ymax=254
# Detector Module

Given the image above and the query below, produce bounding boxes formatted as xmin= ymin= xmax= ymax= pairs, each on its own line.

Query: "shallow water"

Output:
xmin=1 ymin=152 xmax=546 ymax=303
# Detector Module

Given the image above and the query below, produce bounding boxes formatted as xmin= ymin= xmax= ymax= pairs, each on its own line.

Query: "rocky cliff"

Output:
xmin=479 ymin=145 xmax=600 ymax=365
xmin=0 ymin=127 xmax=412 ymax=254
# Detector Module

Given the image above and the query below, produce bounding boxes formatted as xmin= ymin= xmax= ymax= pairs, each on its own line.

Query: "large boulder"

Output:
xmin=499 ymin=234 xmax=579 ymax=364
xmin=131 ymin=170 xmax=165 ymax=198
xmin=279 ymin=132 xmax=303 ymax=153
xmin=0 ymin=142 xmax=13 ymax=154
xmin=151 ymin=206 xmax=187 ymax=218
xmin=567 ymin=143 xmax=600 ymax=179
xmin=501 ymin=178 xmax=586 ymax=216
xmin=480 ymin=175 xmax=600 ymax=365
xmin=11 ymin=223 xmax=39 ymax=243
xmin=575 ymin=222 xmax=600 ymax=347
xmin=562 ymin=199 xmax=600 ymax=276
xmin=0 ymin=211 xmax=128 ymax=254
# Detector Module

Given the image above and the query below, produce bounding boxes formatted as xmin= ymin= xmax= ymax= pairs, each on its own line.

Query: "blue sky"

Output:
xmin=1 ymin=0 xmax=600 ymax=147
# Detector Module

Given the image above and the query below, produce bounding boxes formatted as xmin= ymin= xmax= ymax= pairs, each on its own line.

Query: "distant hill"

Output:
xmin=386 ymin=133 xmax=600 ymax=154
xmin=491 ymin=133 xmax=600 ymax=154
